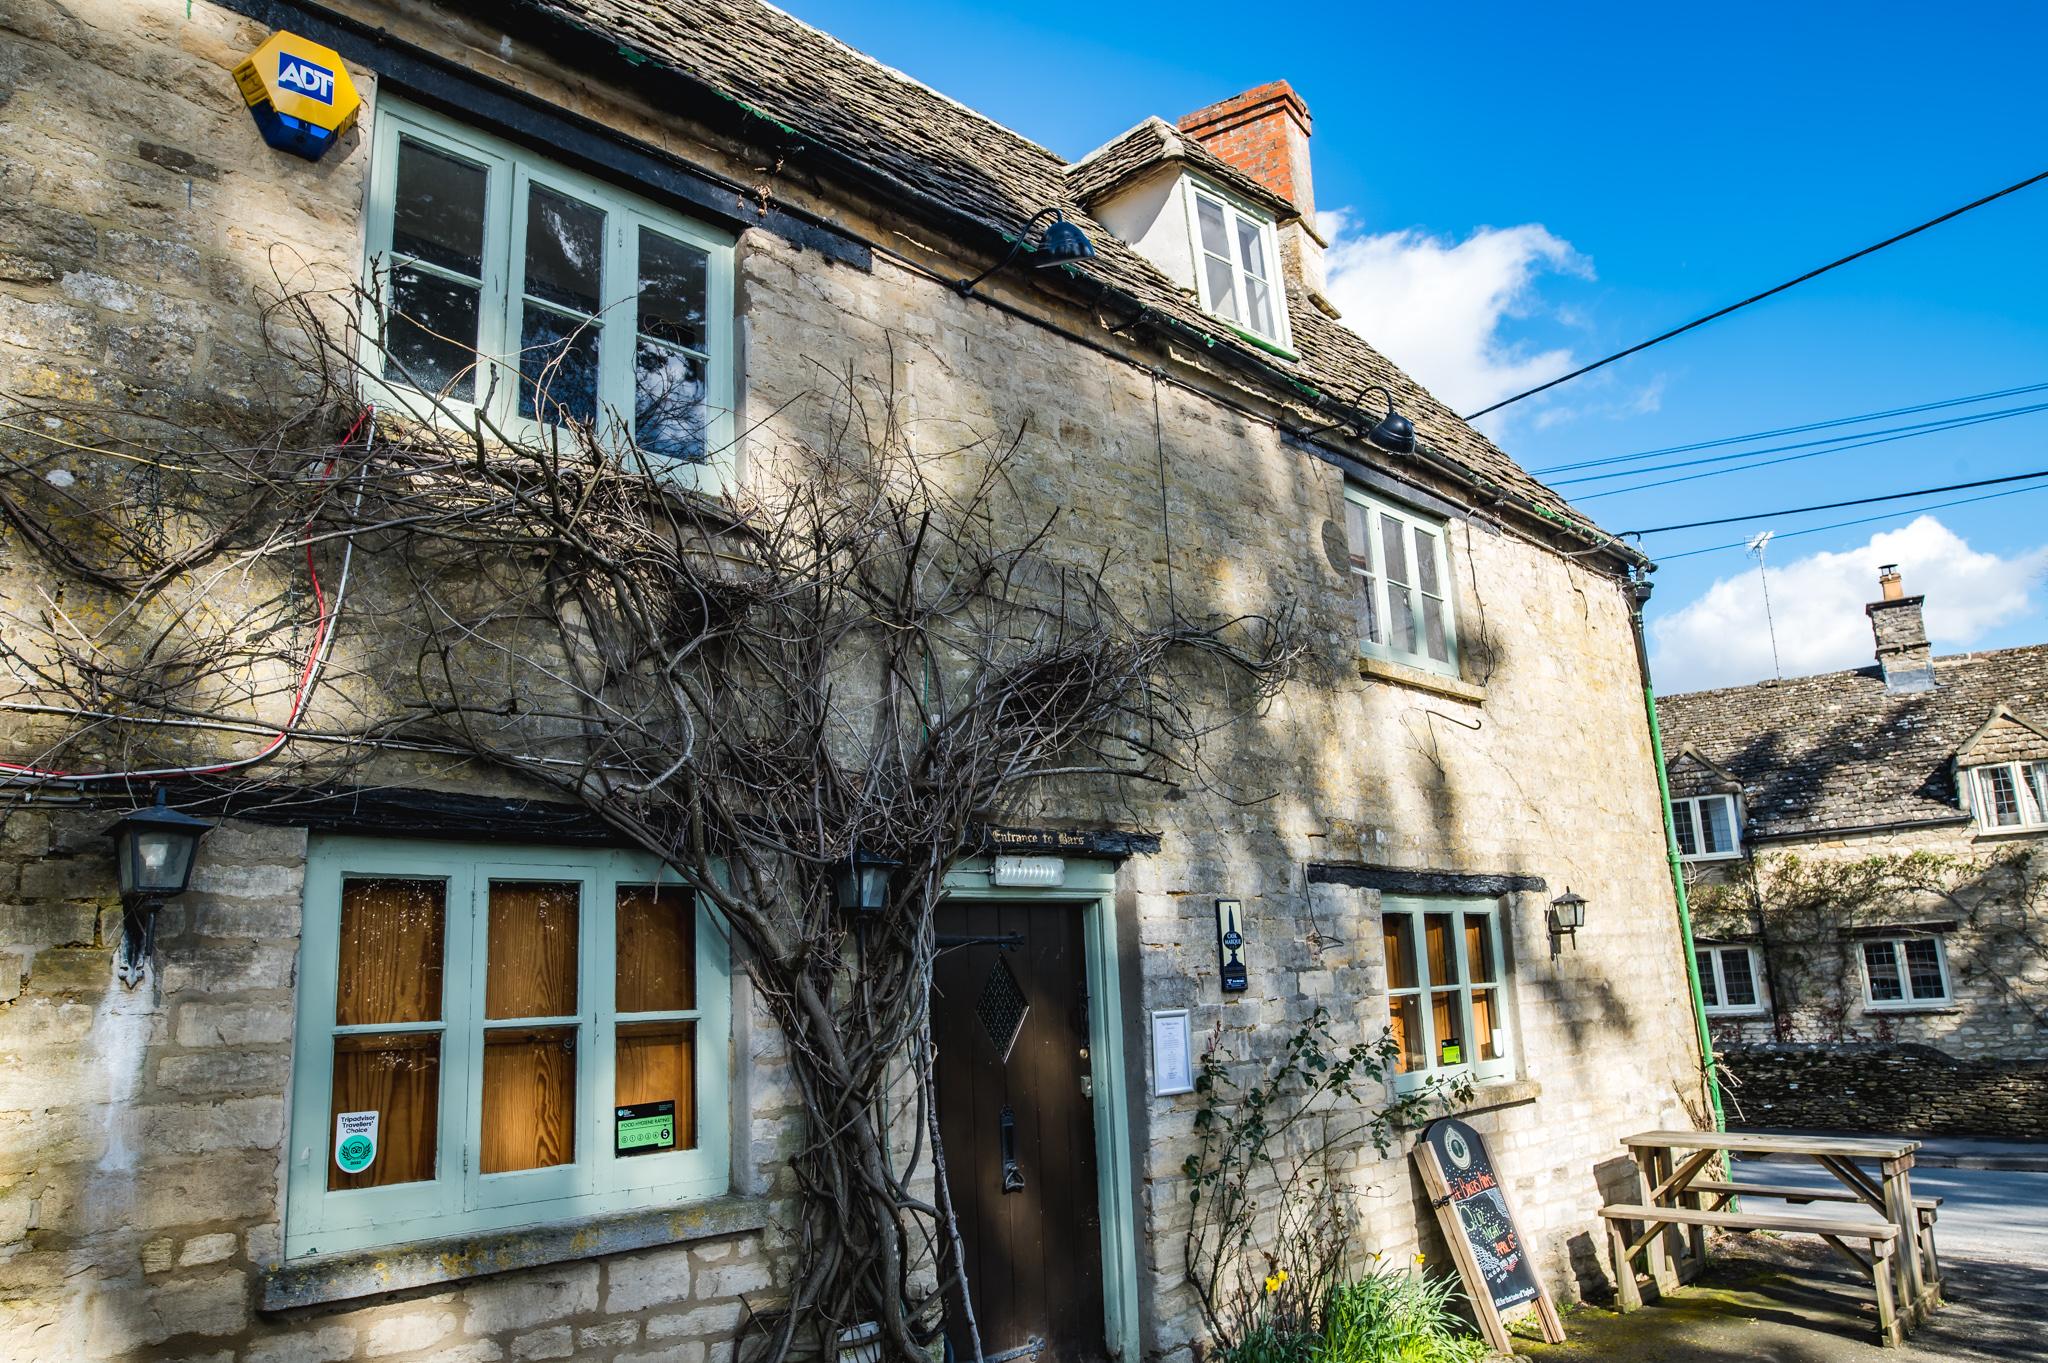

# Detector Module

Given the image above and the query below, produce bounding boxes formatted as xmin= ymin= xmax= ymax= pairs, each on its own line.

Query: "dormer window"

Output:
xmin=1672 ymin=794 xmax=1741 ymax=861
xmin=1965 ymin=760 xmax=2048 ymax=829
xmin=1189 ymin=185 xmax=1286 ymax=346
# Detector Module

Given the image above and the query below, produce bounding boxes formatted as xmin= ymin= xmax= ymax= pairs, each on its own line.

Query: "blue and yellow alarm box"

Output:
xmin=232 ymin=31 xmax=361 ymax=162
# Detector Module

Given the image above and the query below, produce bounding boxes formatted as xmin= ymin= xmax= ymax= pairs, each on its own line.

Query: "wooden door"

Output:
xmin=933 ymin=902 xmax=1107 ymax=1362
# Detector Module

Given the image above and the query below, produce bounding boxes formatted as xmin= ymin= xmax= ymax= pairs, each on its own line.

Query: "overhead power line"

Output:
xmin=1461 ymin=167 xmax=2048 ymax=421
xmin=1628 ymin=467 xmax=2048 ymax=535
xmin=1561 ymin=398 xmax=2048 ymax=489
xmin=1575 ymin=400 xmax=2048 ymax=501
xmin=1655 ymin=483 xmax=2048 ymax=562
xmin=1534 ymin=379 xmax=2048 ymax=476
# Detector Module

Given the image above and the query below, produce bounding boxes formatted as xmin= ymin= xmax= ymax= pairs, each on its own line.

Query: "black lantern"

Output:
xmin=107 ymin=789 xmax=213 ymax=987
xmin=834 ymin=848 xmax=901 ymax=914
xmin=1359 ymin=385 xmax=1418 ymax=454
xmin=1547 ymin=887 xmax=1588 ymax=946
xmin=957 ymin=207 xmax=1096 ymax=295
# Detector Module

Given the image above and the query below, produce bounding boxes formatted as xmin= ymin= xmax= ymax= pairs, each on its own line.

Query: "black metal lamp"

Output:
xmin=108 ymin=789 xmax=213 ymax=988
xmin=1547 ymin=887 xmax=1588 ymax=946
xmin=1358 ymin=385 xmax=1417 ymax=454
xmin=834 ymin=847 xmax=901 ymax=914
xmin=956 ymin=207 xmax=1096 ymax=295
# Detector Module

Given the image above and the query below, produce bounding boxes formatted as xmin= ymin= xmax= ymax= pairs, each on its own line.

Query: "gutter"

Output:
xmin=1629 ymin=576 xmax=1727 ymax=1129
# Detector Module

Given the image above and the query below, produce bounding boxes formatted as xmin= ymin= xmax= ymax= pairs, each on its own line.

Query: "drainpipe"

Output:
xmin=1628 ymin=574 xmax=1727 ymax=1129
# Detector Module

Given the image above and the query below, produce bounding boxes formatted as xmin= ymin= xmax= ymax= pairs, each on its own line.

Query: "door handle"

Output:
xmin=999 ymin=1105 xmax=1025 ymax=1193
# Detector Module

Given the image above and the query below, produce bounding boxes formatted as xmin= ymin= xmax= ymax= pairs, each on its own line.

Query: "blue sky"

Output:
xmin=780 ymin=0 xmax=2048 ymax=690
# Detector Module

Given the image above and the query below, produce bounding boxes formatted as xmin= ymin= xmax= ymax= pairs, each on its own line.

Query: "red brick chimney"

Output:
xmin=1178 ymin=81 xmax=1338 ymax=318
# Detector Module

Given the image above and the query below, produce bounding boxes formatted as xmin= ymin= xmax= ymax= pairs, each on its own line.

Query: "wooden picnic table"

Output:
xmin=1620 ymin=1129 xmax=1939 ymax=1337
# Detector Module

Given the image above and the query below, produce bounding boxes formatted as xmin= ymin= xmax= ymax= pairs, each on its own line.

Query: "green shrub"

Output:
xmin=1218 ymin=1262 xmax=1489 ymax=1363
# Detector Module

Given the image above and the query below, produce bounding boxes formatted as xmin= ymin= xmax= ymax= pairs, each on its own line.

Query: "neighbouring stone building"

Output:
xmin=1660 ymin=566 xmax=2048 ymax=1139
xmin=1 ymin=2 xmax=1711 ymax=1361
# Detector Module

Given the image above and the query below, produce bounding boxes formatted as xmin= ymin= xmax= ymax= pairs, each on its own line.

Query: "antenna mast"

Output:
xmin=1747 ymin=531 xmax=1782 ymax=681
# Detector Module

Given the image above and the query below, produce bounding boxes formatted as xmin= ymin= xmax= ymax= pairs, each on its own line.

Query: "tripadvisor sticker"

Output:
xmin=334 ymin=1110 xmax=379 ymax=1174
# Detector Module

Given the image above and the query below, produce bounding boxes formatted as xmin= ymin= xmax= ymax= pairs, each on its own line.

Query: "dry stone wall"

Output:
xmin=0 ymin=1 xmax=1708 ymax=1360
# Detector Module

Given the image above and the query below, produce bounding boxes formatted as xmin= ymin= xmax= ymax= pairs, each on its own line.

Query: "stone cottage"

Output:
xmin=1659 ymin=566 xmax=2048 ymax=1138
xmin=0 ymin=2 xmax=1711 ymax=1360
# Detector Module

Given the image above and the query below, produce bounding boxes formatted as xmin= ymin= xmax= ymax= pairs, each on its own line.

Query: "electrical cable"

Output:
xmin=1462 ymin=167 xmax=2048 ymax=421
xmin=1533 ymin=379 xmax=2048 ymax=476
xmin=1575 ymin=401 xmax=2048 ymax=501
xmin=1655 ymin=482 xmax=2048 ymax=562
xmin=1628 ymin=467 xmax=2048 ymax=535
xmin=0 ymin=406 xmax=375 ymax=786
xmin=1559 ymin=398 xmax=2048 ymax=489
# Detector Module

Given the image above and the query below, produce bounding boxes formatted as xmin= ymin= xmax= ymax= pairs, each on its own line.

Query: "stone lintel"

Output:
xmin=1306 ymin=863 xmax=1545 ymax=897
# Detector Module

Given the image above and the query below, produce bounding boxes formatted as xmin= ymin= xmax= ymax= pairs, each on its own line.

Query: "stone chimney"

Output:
xmin=1178 ymin=81 xmax=1339 ymax=318
xmin=1866 ymin=564 xmax=1935 ymax=693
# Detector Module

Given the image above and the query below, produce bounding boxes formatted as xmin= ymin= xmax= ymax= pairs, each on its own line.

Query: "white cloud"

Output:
xmin=1650 ymin=516 xmax=2048 ymax=693
xmin=1318 ymin=213 xmax=1593 ymax=423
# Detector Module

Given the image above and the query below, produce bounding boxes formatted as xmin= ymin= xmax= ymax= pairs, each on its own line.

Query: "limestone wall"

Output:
xmin=0 ymin=1 xmax=1708 ymax=1360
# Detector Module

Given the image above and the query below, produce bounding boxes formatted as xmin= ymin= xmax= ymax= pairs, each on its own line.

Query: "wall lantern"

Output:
xmin=232 ymin=31 xmax=362 ymax=162
xmin=1547 ymin=887 xmax=1588 ymax=948
xmin=1302 ymin=384 xmax=1417 ymax=456
xmin=956 ymin=207 xmax=1097 ymax=295
xmin=834 ymin=848 xmax=901 ymax=914
xmin=107 ymin=789 xmax=213 ymax=988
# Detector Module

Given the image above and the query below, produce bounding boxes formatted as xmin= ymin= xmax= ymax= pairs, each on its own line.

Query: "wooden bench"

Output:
xmin=1600 ymin=1202 xmax=1905 ymax=1347
xmin=1687 ymin=1180 xmax=1943 ymax=1295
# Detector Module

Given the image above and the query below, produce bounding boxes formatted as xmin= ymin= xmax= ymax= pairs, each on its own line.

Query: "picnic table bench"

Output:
xmin=1600 ymin=1130 xmax=1941 ymax=1348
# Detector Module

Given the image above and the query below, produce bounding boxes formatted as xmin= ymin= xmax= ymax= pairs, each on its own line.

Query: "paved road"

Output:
xmin=1732 ymin=1155 xmax=2048 ymax=1263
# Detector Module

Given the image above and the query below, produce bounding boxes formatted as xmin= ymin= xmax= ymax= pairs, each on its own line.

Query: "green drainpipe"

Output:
xmin=1629 ymin=576 xmax=1727 ymax=1130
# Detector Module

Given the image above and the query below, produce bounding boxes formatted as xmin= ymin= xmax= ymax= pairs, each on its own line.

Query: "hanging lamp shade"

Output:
xmin=1033 ymin=212 xmax=1096 ymax=267
xmin=1368 ymin=410 xmax=1417 ymax=454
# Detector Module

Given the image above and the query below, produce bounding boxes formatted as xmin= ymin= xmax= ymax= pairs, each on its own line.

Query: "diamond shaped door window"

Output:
xmin=977 ymin=953 xmax=1031 ymax=1063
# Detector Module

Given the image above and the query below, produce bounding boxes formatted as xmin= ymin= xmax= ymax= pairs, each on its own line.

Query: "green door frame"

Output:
xmin=942 ymin=857 xmax=1140 ymax=1361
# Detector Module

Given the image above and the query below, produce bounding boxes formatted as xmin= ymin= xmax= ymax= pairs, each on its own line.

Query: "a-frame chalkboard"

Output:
xmin=1413 ymin=1117 xmax=1565 ymax=1353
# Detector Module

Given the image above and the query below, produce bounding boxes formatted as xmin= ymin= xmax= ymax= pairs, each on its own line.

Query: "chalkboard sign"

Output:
xmin=1412 ymin=1117 xmax=1562 ymax=1353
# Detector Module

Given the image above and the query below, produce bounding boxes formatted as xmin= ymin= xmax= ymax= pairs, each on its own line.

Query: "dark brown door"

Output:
xmin=933 ymin=901 xmax=1106 ymax=1362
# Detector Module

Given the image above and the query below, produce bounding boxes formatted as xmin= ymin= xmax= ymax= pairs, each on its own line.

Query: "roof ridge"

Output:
xmin=1069 ymin=116 xmax=1175 ymax=171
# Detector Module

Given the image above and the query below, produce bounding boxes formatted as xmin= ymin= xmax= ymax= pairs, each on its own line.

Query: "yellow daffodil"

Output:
xmin=1414 ymin=1252 xmax=1427 ymax=1266
xmin=1264 ymin=1273 xmax=1282 ymax=1294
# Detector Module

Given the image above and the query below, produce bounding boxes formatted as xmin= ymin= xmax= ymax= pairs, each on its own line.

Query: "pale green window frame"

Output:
xmin=1181 ymin=176 xmax=1292 ymax=349
xmin=1381 ymin=895 xmax=1515 ymax=1095
xmin=358 ymin=98 xmax=738 ymax=491
xmin=284 ymin=837 xmax=731 ymax=1260
xmin=1343 ymin=485 xmax=1461 ymax=678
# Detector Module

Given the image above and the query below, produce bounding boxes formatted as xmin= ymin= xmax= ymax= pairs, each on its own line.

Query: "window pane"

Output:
xmin=1236 ymin=217 xmax=1269 ymax=281
xmin=1382 ymin=914 xmax=1418 ymax=990
xmin=1672 ymin=801 xmax=1699 ymax=857
xmin=392 ymin=138 xmax=487 ymax=277
xmin=523 ymin=183 xmax=605 ymax=313
xmin=338 ymin=878 xmax=445 ymax=1026
xmin=1413 ymin=528 xmax=1441 ymax=595
xmin=1379 ymin=515 xmax=1411 ymax=587
xmin=1344 ymin=501 xmax=1371 ymax=559
xmin=481 ymin=1026 xmax=577 ymax=1173
xmin=486 ymin=880 xmax=580 ymax=1019
xmin=1196 ymin=196 xmax=1231 ymax=257
xmin=638 ymin=229 xmax=709 ymax=353
xmin=1421 ymin=595 xmax=1449 ymax=663
xmin=1980 ymin=766 xmax=2022 ymax=826
xmin=1386 ymin=584 xmax=1416 ymax=653
xmin=617 ymin=1020 xmax=697 ymax=1152
xmin=1424 ymin=912 xmax=1458 ymax=985
xmin=1465 ymin=917 xmax=1496 ymax=984
xmin=1431 ymin=991 xmax=1462 ymax=1066
xmin=1695 ymin=950 xmax=1720 ymax=1008
xmin=1203 ymin=253 xmax=1240 ymax=322
xmin=1863 ymin=941 xmax=1903 ymax=1001
xmin=1903 ymin=940 xmax=1945 ymax=1000
xmin=1389 ymin=994 xmax=1423 ymax=1073
xmin=1353 ymin=568 xmax=1382 ymax=645
xmin=518 ymin=304 xmax=601 ymax=425
xmin=387 ymin=266 xmax=481 ymax=401
xmin=1244 ymin=275 xmax=1274 ymax=337
xmin=2026 ymin=763 xmax=2048 ymax=824
xmin=1721 ymin=949 xmax=1757 ymax=1007
xmin=1471 ymin=988 xmax=1501 ymax=1061
xmin=329 ymin=1031 xmax=439 ymax=1190
xmin=617 ymin=884 xmax=696 ymax=1013
xmin=1699 ymin=797 xmax=1735 ymax=854
xmin=634 ymin=343 xmax=708 ymax=461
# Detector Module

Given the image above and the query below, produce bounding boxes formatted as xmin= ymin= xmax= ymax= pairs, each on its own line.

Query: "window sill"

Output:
xmin=1358 ymin=655 xmax=1485 ymax=705
xmin=1861 ymin=1003 xmax=1958 ymax=1017
xmin=1395 ymin=1078 xmax=1540 ymax=1127
xmin=1971 ymin=824 xmax=2048 ymax=841
xmin=1680 ymin=852 xmax=1744 ymax=864
xmin=262 ymin=1194 xmax=769 ymax=1311
xmin=1703 ymin=1009 xmax=1768 ymax=1020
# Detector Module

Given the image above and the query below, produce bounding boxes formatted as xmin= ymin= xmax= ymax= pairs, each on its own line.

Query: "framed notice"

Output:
xmin=615 ymin=1100 xmax=677 ymax=1157
xmin=1151 ymin=1009 xmax=1194 ymax=1096
xmin=1412 ymin=1117 xmax=1564 ymax=1353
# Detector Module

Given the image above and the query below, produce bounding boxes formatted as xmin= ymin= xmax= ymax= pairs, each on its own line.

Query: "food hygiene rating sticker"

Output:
xmin=334 ymin=1110 xmax=379 ymax=1174
xmin=615 ymin=1100 xmax=677 ymax=1157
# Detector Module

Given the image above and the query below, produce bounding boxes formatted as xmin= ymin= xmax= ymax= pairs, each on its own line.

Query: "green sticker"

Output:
xmin=615 ymin=1100 xmax=677 ymax=1156
xmin=334 ymin=1110 xmax=378 ymax=1174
